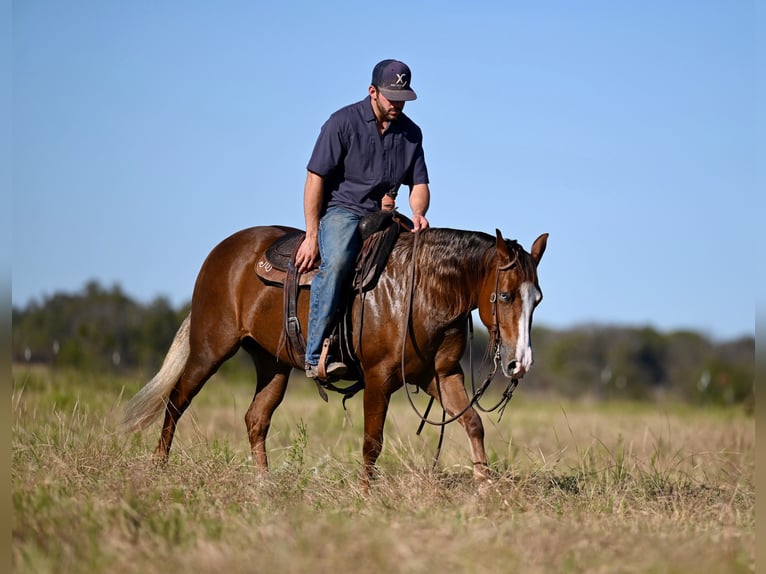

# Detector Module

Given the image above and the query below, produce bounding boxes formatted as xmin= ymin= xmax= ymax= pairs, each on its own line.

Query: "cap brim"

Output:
xmin=378 ymin=87 xmax=417 ymax=102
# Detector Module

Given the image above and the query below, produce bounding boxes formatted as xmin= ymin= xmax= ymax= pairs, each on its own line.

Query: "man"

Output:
xmin=295 ymin=59 xmax=431 ymax=381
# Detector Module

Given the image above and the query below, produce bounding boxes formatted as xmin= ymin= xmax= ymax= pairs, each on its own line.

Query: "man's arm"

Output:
xmin=295 ymin=171 xmax=324 ymax=272
xmin=409 ymin=183 xmax=430 ymax=232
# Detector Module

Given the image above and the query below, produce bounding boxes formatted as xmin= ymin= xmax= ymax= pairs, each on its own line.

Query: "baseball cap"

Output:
xmin=371 ymin=59 xmax=417 ymax=101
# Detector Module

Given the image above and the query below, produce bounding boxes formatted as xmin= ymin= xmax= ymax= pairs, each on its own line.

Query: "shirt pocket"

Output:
xmin=385 ymin=134 xmax=408 ymax=185
xmin=345 ymin=133 xmax=378 ymax=184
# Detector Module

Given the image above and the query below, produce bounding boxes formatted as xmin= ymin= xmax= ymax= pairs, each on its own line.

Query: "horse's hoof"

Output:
xmin=151 ymin=450 xmax=169 ymax=467
xmin=476 ymin=478 xmax=496 ymax=496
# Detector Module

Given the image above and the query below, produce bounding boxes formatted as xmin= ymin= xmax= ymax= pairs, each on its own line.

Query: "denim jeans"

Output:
xmin=305 ymin=207 xmax=362 ymax=367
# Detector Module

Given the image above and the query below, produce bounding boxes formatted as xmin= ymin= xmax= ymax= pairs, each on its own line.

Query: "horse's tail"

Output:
xmin=122 ymin=313 xmax=191 ymax=432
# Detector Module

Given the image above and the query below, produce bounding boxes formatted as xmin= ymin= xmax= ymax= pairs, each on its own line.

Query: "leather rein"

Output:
xmin=400 ymin=231 xmax=521 ymax=451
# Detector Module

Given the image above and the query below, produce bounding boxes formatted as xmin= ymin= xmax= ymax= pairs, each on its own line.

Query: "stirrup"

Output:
xmin=317 ymin=338 xmax=347 ymax=379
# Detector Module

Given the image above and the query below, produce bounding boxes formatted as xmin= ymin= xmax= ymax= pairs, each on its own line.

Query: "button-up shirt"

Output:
xmin=307 ymin=96 xmax=429 ymax=217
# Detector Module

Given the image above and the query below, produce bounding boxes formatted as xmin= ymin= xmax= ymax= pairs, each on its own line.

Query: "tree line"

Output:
xmin=12 ymin=280 xmax=753 ymax=408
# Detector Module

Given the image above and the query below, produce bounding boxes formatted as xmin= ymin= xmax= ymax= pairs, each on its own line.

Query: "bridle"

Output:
xmin=475 ymin=242 xmax=521 ymax=415
xmin=400 ymin=231 xmax=521 ymax=463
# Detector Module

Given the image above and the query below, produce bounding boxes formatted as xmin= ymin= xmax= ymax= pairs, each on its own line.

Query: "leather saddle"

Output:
xmin=254 ymin=210 xmax=411 ymax=398
xmin=255 ymin=210 xmax=410 ymax=291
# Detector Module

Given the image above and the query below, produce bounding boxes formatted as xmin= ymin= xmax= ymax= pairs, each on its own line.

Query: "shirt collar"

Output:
xmin=361 ymin=95 xmax=406 ymax=132
xmin=362 ymin=95 xmax=377 ymax=123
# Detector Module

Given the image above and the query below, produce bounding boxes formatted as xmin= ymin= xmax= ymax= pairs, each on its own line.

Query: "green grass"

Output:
xmin=12 ymin=366 xmax=754 ymax=573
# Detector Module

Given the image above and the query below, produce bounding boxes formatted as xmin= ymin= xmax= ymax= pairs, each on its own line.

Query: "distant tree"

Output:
xmin=12 ymin=281 xmax=187 ymax=373
xmin=11 ymin=282 xmax=754 ymax=407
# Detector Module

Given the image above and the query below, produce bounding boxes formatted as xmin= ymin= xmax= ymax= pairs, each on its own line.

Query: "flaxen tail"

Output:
xmin=122 ymin=314 xmax=191 ymax=432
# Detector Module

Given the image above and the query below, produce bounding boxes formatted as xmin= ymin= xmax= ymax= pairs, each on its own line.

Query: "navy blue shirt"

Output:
xmin=307 ymin=96 xmax=429 ymax=217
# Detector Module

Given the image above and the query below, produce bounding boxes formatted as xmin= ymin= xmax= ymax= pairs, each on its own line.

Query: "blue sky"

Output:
xmin=12 ymin=1 xmax=759 ymax=341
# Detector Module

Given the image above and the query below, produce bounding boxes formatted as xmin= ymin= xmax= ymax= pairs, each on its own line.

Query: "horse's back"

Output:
xmin=197 ymin=225 xmax=295 ymax=272
xmin=192 ymin=225 xmax=298 ymax=301
xmin=212 ymin=225 xmax=300 ymax=255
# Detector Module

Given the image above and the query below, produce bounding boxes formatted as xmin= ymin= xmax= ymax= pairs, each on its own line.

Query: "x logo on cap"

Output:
xmin=394 ymin=73 xmax=407 ymax=86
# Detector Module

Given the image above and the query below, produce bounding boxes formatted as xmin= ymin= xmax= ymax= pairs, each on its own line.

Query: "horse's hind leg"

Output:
xmin=155 ymin=338 xmax=240 ymax=463
xmin=361 ymin=379 xmax=393 ymax=492
xmin=243 ymin=342 xmax=291 ymax=471
xmin=426 ymin=371 xmax=489 ymax=481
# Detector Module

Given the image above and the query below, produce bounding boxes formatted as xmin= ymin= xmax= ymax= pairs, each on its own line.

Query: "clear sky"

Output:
xmin=12 ymin=1 xmax=760 ymax=341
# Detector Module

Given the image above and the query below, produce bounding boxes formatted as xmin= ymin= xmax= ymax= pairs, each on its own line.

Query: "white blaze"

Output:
xmin=513 ymin=281 xmax=541 ymax=376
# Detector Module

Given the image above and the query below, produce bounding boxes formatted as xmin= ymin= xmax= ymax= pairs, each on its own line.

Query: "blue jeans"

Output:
xmin=305 ymin=207 xmax=362 ymax=367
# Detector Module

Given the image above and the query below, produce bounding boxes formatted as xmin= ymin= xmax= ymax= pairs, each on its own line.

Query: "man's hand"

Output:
xmin=411 ymin=213 xmax=429 ymax=233
xmin=295 ymin=235 xmax=319 ymax=273
xmin=408 ymin=183 xmax=430 ymax=233
xmin=298 ymin=170 xmax=324 ymax=273
xmin=382 ymin=196 xmax=396 ymax=211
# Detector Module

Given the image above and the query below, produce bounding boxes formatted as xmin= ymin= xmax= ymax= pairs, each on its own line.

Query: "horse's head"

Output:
xmin=478 ymin=229 xmax=548 ymax=379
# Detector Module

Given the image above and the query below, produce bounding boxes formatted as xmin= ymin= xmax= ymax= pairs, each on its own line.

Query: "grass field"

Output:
xmin=12 ymin=366 xmax=754 ymax=573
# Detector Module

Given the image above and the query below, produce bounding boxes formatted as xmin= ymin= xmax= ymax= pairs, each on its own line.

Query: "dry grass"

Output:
xmin=12 ymin=366 xmax=754 ymax=573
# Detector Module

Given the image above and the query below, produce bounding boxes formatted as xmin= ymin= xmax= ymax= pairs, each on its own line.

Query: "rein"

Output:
xmin=400 ymin=231 xmax=520 ymax=460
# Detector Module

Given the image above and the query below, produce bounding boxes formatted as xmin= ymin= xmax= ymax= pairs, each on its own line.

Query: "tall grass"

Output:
xmin=12 ymin=367 xmax=754 ymax=573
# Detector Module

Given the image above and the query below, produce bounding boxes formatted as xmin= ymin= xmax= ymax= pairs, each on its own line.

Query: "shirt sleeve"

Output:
xmin=306 ymin=113 xmax=346 ymax=177
xmin=404 ymin=141 xmax=429 ymax=187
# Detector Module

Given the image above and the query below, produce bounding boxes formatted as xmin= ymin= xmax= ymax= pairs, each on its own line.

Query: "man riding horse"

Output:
xmin=122 ymin=60 xmax=548 ymax=489
xmin=294 ymin=59 xmax=431 ymax=381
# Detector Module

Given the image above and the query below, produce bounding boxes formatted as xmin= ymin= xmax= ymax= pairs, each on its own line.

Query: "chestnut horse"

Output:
xmin=123 ymin=225 xmax=548 ymax=487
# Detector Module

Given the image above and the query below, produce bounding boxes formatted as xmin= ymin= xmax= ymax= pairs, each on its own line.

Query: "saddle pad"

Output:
xmin=256 ymin=258 xmax=317 ymax=287
xmin=264 ymin=231 xmax=316 ymax=271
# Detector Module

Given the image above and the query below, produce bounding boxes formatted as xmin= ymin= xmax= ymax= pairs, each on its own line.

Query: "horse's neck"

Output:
xmin=399 ymin=230 xmax=492 ymax=322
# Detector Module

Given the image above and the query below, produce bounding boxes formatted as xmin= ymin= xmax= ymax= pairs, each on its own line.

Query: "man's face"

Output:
xmin=371 ymin=87 xmax=405 ymax=122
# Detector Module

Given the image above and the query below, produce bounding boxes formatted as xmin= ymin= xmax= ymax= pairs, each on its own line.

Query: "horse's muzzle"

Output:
xmin=504 ymin=361 xmax=527 ymax=379
xmin=502 ymin=349 xmax=533 ymax=379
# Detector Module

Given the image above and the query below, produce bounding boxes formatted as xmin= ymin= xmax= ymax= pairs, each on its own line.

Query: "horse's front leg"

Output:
xmin=361 ymin=381 xmax=392 ymax=492
xmin=426 ymin=371 xmax=489 ymax=481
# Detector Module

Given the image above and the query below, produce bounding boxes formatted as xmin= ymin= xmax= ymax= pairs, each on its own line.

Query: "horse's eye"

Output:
xmin=499 ymin=292 xmax=514 ymax=303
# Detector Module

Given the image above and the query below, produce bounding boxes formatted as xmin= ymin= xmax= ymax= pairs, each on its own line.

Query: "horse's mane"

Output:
xmin=387 ymin=227 xmax=535 ymax=321
xmin=389 ymin=228 xmax=494 ymax=319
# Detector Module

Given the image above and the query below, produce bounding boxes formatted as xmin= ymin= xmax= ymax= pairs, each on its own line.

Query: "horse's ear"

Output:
xmin=531 ymin=233 xmax=549 ymax=266
xmin=495 ymin=229 xmax=515 ymax=268
xmin=495 ymin=229 xmax=509 ymax=256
